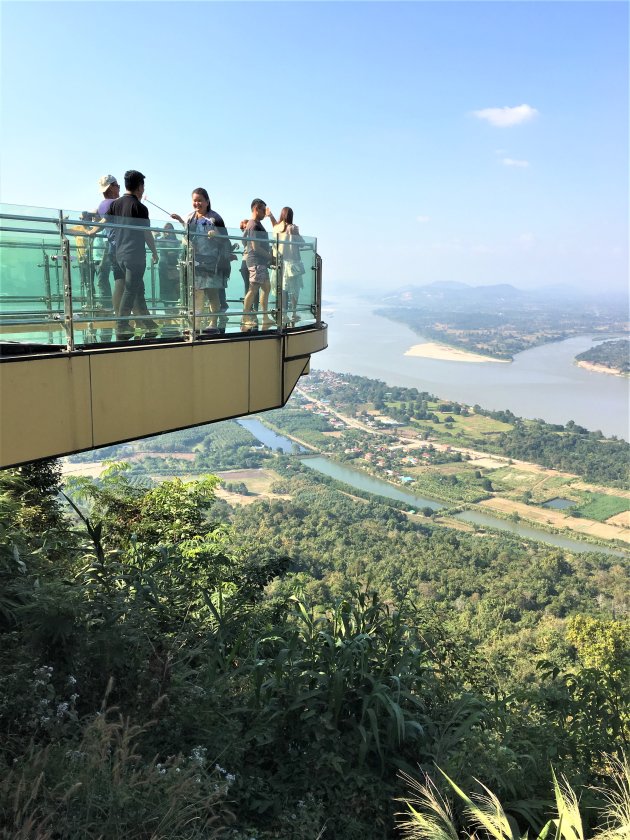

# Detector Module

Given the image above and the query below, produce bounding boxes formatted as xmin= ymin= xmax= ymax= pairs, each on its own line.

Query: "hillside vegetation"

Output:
xmin=0 ymin=459 xmax=627 ymax=839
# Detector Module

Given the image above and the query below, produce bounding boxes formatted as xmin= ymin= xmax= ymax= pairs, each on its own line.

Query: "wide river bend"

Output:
xmin=315 ymin=296 xmax=629 ymax=441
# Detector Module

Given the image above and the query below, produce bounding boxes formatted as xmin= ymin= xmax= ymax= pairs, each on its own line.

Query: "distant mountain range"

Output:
xmin=380 ymin=280 xmax=628 ymax=307
xmin=368 ymin=281 xmax=628 ymax=360
xmin=381 ymin=282 xmax=527 ymax=305
xmin=373 ymin=281 xmax=628 ymax=313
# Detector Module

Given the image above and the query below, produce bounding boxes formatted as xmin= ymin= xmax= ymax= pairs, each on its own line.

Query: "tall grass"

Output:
xmin=1 ymin=701 xmax=231 ymax=839
xmin=397 ymin=755 xmax=630 ymax=840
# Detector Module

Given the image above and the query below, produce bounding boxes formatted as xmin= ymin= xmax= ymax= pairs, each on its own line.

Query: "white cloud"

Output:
xmin=416 ymin=215 xmax=430 ymax=223
xmin=431 ymin=240 xmax=463 ymax=252
xmin=518 ymin=233 xmax=535 ymax=249
xmin=502 ymin=157 xmax=530 ymax=167
xmin=473 ymin=104 xmax=539 ymax=127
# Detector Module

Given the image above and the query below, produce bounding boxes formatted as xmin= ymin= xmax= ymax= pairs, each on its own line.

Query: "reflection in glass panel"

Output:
xmin=1 ymin=204 xmax=320 ymax=351
xmin=0 ymin=208 xmax=66 ymax=348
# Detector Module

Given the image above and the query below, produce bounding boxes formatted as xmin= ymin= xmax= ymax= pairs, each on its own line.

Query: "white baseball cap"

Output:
xmin=98 ymin=174 xmax=119 ymax=193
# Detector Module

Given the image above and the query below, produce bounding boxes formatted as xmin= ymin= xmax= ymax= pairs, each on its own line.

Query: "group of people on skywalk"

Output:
xmin=81 ymin=169 xmax=304 ymax=341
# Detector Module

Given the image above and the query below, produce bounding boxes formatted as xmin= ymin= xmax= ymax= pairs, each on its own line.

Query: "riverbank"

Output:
xmin=253 ymin=416 xmax=629 ymax=555
xmin=476 ymin=496 xmax=630 ymax=545
xmin=404 ymin=342 xmax=511 ymax=364
xmin=576 ymin=360 xmax=628 ymax=378
xmin=317 ymin=298 xmax=629 ymax=438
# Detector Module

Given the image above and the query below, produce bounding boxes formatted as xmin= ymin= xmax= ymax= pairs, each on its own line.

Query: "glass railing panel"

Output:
xmin=186 ymin=219 xmax=231 ymax=335
xmin=1 ymin=204 xmax=320 ymax=352
xmin=185 ymin=225 xmax=278 ymax=336
xmin=0 ymin=204 xmax=66 ymax=349
xmin=223 ymin=231 xmax=249 ymax=332
xmin=63 ymin=213 xmax=190 ymax=343
xmin=153 ymin=224 xmax=187 ymax=338
xmin=269 ymin=230 xmax=317 ymax=328
xmin=62 ymin=210 xmax=109 ymax=345
xmin=291 ymin=234 xmax=317 ymax=328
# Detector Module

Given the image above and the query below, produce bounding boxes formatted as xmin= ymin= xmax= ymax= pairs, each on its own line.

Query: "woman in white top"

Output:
xmin=171 ymin=188 xmax=229 ymax=335
xmin=270 ymin=206 xmax=304 ymax=326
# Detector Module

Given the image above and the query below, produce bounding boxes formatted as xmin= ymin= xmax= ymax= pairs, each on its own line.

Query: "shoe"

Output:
xmin=143 ymin=330 xmax=159 ymax=339
xmin=201 ymin=327 xmax=220 ymax=336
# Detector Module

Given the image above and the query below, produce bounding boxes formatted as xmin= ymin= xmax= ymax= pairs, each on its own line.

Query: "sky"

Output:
xmin=1 ymin=0 xmax=628 ymax=295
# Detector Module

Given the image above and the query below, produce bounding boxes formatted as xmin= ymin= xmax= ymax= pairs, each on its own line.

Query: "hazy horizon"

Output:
xmin=337 ymin=278 xmax=630 ymax=304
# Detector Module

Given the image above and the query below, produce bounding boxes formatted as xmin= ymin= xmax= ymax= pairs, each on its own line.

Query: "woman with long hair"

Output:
xmin=271 ymin=206 xmax=304 ymax=326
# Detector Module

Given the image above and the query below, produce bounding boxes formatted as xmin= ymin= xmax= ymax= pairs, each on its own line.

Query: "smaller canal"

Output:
xmin=238 ymin=418 xmax=627 ymax=558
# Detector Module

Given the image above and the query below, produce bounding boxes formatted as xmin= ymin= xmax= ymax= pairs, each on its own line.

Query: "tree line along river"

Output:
xmin=237 ymin=418 xmax=627 ymax=559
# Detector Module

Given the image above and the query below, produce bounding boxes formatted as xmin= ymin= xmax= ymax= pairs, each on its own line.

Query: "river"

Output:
xmin=315 ymin=296 xmax=629 ymax=440
xmin=238 ymin=418 xmax=627 ymax=558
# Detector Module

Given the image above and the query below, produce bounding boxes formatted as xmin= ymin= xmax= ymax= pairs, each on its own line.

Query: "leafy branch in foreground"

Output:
xmin=397 ymin=755 xmax=630 ymax=840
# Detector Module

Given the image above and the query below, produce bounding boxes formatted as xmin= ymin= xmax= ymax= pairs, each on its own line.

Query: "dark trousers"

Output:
xmin=117 ymin=261 xmax=157 ymax=337
xmin=97 ymin=243 xmax=123 ymax=308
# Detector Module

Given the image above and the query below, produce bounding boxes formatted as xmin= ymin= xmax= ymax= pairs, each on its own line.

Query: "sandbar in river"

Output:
xmin=405 ymin=342 xmax=511 ymax=364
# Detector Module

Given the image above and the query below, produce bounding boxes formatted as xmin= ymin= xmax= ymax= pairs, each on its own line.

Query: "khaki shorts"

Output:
xmin=248 ymin=264 xmax=270 ymax=287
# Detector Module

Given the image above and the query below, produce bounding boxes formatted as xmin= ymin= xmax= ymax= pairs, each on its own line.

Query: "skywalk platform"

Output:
xmin=0 ymin=205 xmax=327 ymax=468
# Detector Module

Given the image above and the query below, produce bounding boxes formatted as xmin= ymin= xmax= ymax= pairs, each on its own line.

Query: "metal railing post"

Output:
xmin=315 ymin=253 xmax=323 ymax=326
xmin=150 ymin=259 xmax=156 ymax=312
xmin=59 ymin=211 xmax=75 ymax=352
xmin=274 ymin=233 xmax=282 ymax=331
xmin=40 ymin=246 xmax=54 ymax=344
xmin=185 ymin=227 xmax=195 ymax=342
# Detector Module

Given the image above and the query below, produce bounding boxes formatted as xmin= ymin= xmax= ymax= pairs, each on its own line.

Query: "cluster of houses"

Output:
xmin=295 ymin=375 xmax=453 ymax=489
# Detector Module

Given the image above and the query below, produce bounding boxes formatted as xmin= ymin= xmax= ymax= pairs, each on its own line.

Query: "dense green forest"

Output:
xmin=1 ymin=459 xmax=627 ymax=838
xmin=576 ymin=339 xmax=630 ymax=374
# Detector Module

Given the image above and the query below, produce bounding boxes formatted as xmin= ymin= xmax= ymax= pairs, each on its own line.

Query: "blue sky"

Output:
xmin=1 ymin=1 xmax=627 ymax=294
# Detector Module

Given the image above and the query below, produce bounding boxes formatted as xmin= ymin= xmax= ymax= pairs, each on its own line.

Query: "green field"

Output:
xmin=490 ymin=467 xmax=575 ymax=497
xmin=575 ymin=493 xmax=630 ymax=522
xmin=409 ymin=410 xmax=513 ymax=443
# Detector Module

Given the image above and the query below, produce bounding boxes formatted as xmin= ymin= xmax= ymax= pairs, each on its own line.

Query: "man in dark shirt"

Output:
xmin=107 ymin=170 xmax=159 ymax=340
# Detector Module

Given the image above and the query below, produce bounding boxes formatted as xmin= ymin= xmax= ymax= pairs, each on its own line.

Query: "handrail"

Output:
xmin=0 ymin=203 xmax=322 ymax=355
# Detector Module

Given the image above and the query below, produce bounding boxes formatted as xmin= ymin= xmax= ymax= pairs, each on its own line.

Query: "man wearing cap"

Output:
xmin=107 ymin=169 xmax=159 ymax=341
xmin=91 ymin=174 xmax=124 ymax=317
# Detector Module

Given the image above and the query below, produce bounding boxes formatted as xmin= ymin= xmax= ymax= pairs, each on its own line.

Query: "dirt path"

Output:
xmin=478 ymin=497 xmax=630 ymax=544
